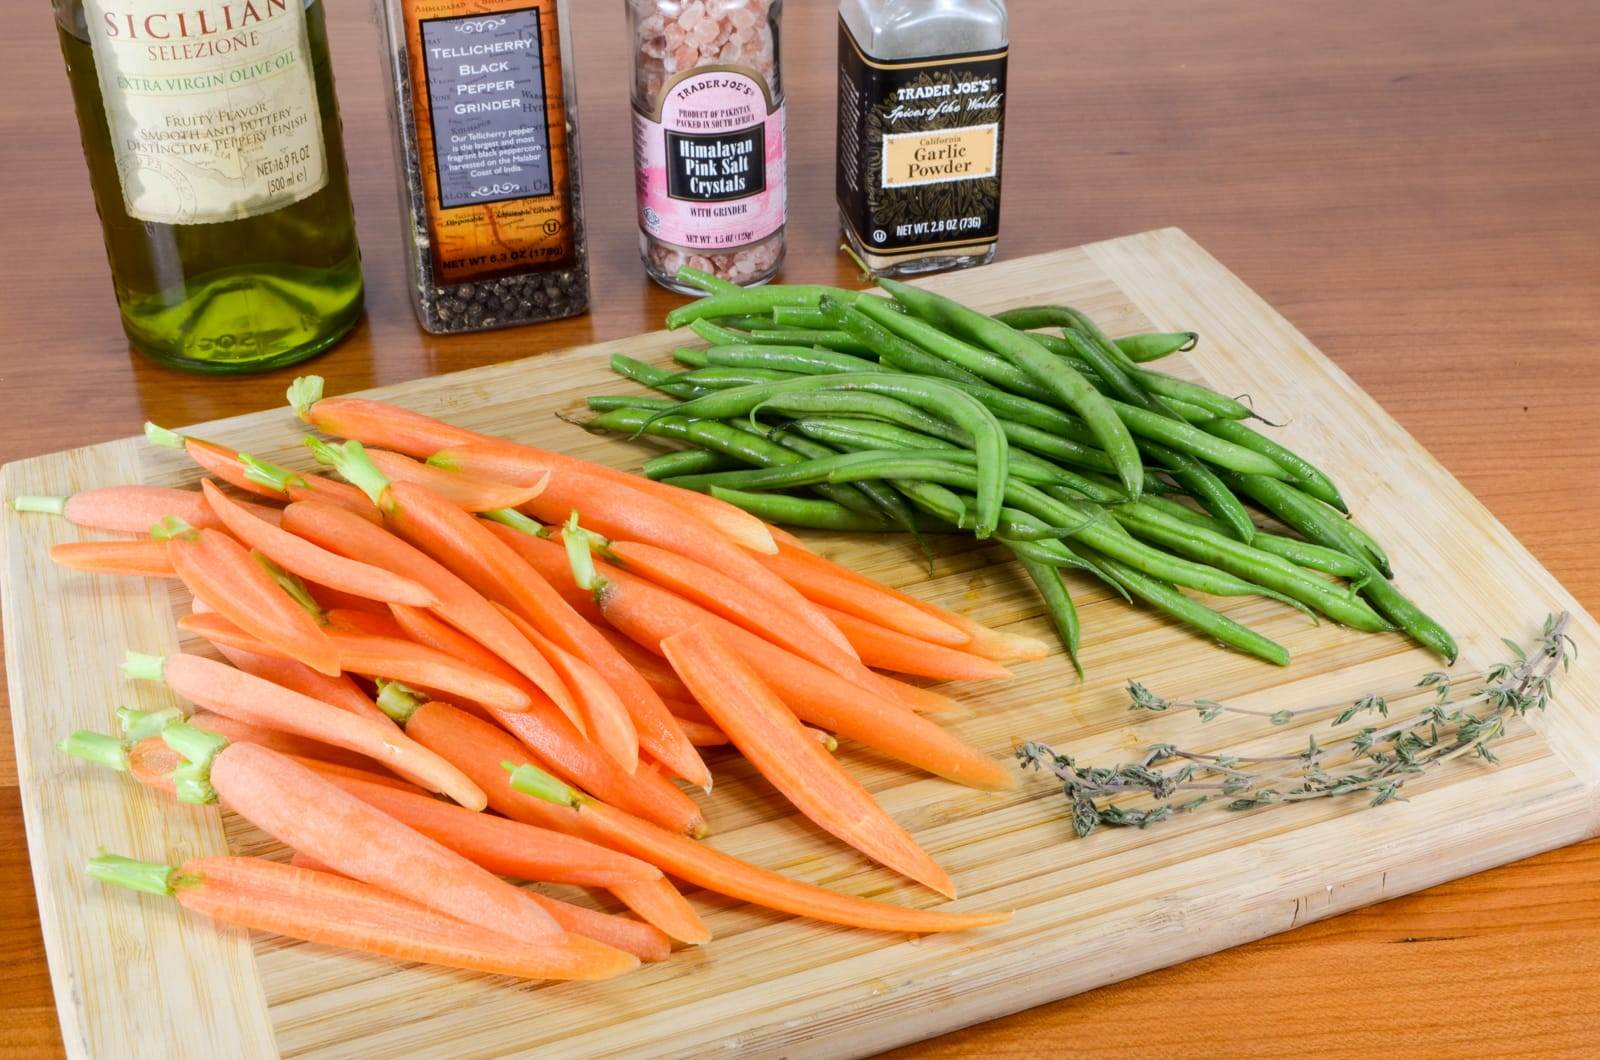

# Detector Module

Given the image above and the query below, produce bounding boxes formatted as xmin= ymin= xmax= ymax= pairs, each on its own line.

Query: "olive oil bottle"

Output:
xmin=55 ymin=0 xmax=363 ymax=372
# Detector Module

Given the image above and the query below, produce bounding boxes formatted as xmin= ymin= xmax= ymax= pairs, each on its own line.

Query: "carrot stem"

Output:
xmin=116 ymin=706 xmax=183 ymax=741
xmin=86 ymin=854 xmax=180 ymax=896
xmin=10 ymin=496 xmax=66 ymax=515
xmin=56 ymin=731 xmax=128 ymax=772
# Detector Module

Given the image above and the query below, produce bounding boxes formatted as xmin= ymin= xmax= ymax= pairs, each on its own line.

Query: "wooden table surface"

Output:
xmin=4 ymin=0 xmax=1599 ymax=1055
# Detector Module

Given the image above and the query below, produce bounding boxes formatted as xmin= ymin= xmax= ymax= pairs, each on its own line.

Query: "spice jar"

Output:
xmin=377 ymin=0 xmax=589 ymax=333
xmin=628 ymin=0 xmax=787 ymax=293
xmin=838 ymin=0 xmax=1008 ymax=277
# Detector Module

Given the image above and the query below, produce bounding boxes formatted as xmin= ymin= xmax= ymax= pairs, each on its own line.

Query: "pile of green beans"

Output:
xmin=578 ymin=264 xmax=1456 ymax=671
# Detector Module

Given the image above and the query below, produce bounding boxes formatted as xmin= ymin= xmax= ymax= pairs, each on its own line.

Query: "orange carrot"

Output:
xmin=434 ymin=443 xmax=846 ymax=655
xmin=179 ymin=611 xmax=533 ymax=714
xmin=666 ymin=707 xmax=836 ymax=751
xmin=201 ymin=480 xmax=436 ymax=608
xmin=187 ymin=710 xmax=380 ymax=772
xmin=595 ymin=625 xmax=693 ymax=702
xmin=768 ymin=527 xmax=1048 ymax=661
xmin=210 ymin=643 xmax=392 ymax=727
xmin=292 ymin=388 xmax=775 ymax=553
xmin=321 ymin=772 xmax=661 ymax=888
xmin=155 ymin=738 xmax=640 ymax=966
xmin=753 ymin=537 xmax=970 ymax=647
xmin=401 ymin=702 xmax=712 ymax=945
xmin=165 ymin=525 xmax=341 ymax=676
xmin=157 ymin=426 xmax=378 ymax=519
xmin=49 ymin=539 xmax=176 ymax=578
xmin=281 ymin=499 xmax=574 ymax=722
xmin=128 ymin=652 xmax=487 ymax=810
xmin=387 ymin=605 xmax=706 ymax=836
xmin=492 ymin=604 xmax=639 ymax=774
xmin=304 ymin=580 xmax=393 ymax=615
xmin=675 ymin=718 xmax=729 ymax=747
xmin=820 ymin=606 xmax=1013 ymax=682
xmin=87 ymin=854 xmax=636 ymax=981
xmin=324 ymin=607 xmax=408 ymax=638
xmin=663 ymin=624 xmax=956 ymax=897
xmin=583 ymin=558 xmax=1014 ymax=791
xmin=366 ymin=448 xmax=550 ymax=512
xmin=16 ymin=485 xmax=223 ymax=534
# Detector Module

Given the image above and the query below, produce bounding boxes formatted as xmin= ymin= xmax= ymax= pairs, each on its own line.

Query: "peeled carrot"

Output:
xmin=496 ymin=762 xmax=1009 ymax=935
xmin=675 ymin=718 xmax=730 ymax=747
xmin=323 ymin=608 xmax=408 ymax=638
xmin=304 ymin=580 xmax=392 ymax=616
xmin=820 ymin=606 xmax=1013 ymax=682
xmin=291 ymin=385 xmax=775 ymax=553
xmin=49 ymin=539 xmax=176 ymax=578
xmin=768 ymin=527 xmax=1049 ymax=661
xmin=434 ymin=443 xmax=847 ymax=656
xmin=187 ymin=710 xmax=380 ymax=772
xmin=179 ymin=611 xmax=533 ymax=714
xmin=401 ymin=702 xmax=712 ymax=945
xmin=752 ymin=537 xmax=970 ymax=648
xmin=210 ymin=643 xmax=392 ymax=727
xmin=366 ymin=448 xmax=550 ymax=512
xmin=595 ymin=626 xmax=693 ymax=702
xmin=666 ymin=707 xmax=836 ymax=752
xmin=15 ymin=486 xmax=223 ymax=534
xmin=128 ymin=652 xmax=487 ymax=810
xmin=664 ymin=624 xmax=956 ymax=897
xmin=201 ymin=480 xmax=436 ymax=608
xmin=387 ymin=605 xmax=706 ymax=835
xmin=492 ymin=604 xmax=639 ymax=774
xmin=152 ymin=424 xmax=377 ymax=519
xmin=166 ymin=525 xmax=341 ymax=677
xmin=87 ymin=854 xmax=635 ymax=981
xmin=321 ymin=772 xmax=661 ymax=888
xmin=281 ymin=499 xmax=574 ymax=722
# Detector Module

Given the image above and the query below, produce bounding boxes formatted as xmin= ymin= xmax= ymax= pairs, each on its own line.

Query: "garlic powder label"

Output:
xmin=85 ymin=0 xmax=328 ymax=225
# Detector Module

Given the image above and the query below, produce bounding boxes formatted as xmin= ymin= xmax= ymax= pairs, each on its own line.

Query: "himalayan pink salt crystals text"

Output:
xmin=628 ymin=0 xmax=786 ymax=293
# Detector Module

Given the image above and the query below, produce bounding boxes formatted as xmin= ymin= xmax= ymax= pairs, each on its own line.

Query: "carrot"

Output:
xmin=664 ymin=624 xmax=956 ymax=897
xmin=595 ymin=625 xmax=693 ymax=702
xmin=200 ymin=480 xmax=436 ymax=608
xmin=187 ymin=710 xmax=381 ymax=772
xmin=499 ymin=762 xmax=1009 ymax=934
xmin=210 ymin=642 xmax=393 ymax=726
xmin=323 ymin=607 xmax=408 ymax=638
xmin=491 ymin=604 xmax=639 ymax=774
xmin=285 ymin=829 xmax=672 ymax=962
xmin=126 ymin=652 xmax=487 ymax=810
xmin=49 ymin=539 xmax=176 ymax=578
xmin=366 ymin=448 xmax=550 ymax=512
xmin=179 ymin=611 xmax=533 ymax=715
xmin=281 ymin=499 xmax=575 ymax=722
xmin=432 ymin=442 xmax=845 ymax=655
xmin=289 ymin=382 xmax=775 ymax=553
xmin=821 ymin=607 xmax=1013 ymax=682
xmin=304 ymin=580 xmax=392 ymax=615
xmin=675 ymin=718 xmax=729 ymax=747
xmin=386 ymin=605 xmax=706 ymax=835
xmin=320 ymin=772 xmax=662 ymax=888
xmin=14 ymin=486 xmax=223 ymax=535
xmin=400 ymin=702 xmax=712 ymax=945
xmin=768 ymin=527 xmax=1049 ymax=661
xmin=164 ymin=523 xmax=341 ymax=676
xmin=510 ymin=534 xmax=1014 ymax=790
xmin=146 ymin=422 xmax=378 ymax=520
xmin=752 ymin=537 xmax=970 ymax=648
xmin=87 ymin=854 xmax=636 ymax=981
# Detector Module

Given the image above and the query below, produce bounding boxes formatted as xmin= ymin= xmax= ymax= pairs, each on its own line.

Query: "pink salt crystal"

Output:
xmin=677 ymin=1 xmax=707 ymax=31
xmin=669 ymin=44 xmax=700 ymax=71
xmin=726 ymin=7 xmax=758 ymax=32
xmin=686 ymin=255 xmax=715 ymax=272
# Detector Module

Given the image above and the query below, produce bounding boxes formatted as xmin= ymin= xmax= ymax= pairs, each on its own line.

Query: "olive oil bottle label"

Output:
xmin=401 ymin=0 xmax=576 ymax=286
xmin=837 ymin=18 xmax=1007 ymax=259
xmin=84 ymin=0 xmax=329 ymax=225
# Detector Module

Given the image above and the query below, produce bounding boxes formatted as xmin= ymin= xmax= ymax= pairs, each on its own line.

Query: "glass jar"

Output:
xmin=838 ymin=0 xmax=1008 ymax=277
xmin=627 ymin=0 xmax=787 ymax=293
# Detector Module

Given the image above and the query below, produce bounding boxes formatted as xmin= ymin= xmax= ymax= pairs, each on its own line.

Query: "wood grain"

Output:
xmin=6 ymin=232 xmax=1600 ymax=1057
xmin=2 ymin=0 xmax=1598 ymax=1056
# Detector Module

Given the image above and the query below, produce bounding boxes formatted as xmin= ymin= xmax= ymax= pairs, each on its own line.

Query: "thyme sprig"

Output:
xmin=1020 ymin=613 xmax=1575 ymax=837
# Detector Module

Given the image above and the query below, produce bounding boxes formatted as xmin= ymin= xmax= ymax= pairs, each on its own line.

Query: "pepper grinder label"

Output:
xmin=837 ymin=17 xmax=1007 ymax=259
xmin=633 ymin=68 xmax=787 ymax=253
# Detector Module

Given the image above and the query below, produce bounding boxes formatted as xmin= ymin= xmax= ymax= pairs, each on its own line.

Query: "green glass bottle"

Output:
xmin=56 ymin=0 xmax=364 ymax=372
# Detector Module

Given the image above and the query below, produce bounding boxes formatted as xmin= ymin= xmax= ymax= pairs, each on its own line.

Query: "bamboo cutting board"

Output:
xmin=5 ymin=228 xmax=1600 ymax=1059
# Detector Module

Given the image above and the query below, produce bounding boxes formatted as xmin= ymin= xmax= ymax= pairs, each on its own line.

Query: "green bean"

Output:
xmin=1137 ymin=494 xmax=1366 ymax=578
xmin=1202 ymin=419 xmax=1347 ymax=512
xmin=674 ymin=265 xmax=743 ymax=295
xmin=770 ymin=305 xmax=830 ymax=329
xmin=1072 ymin=545 xmax=1290 ymax=666
xmin=1023 ymin=330 xmax=1249 ymax=420
xmin=879 ymin=277 xmax=1145 ymax=500
xmin=695 ymin=344 xmax=879 ymax=377
xmin=1350 ymin=566 xmax=1458 ymax=663
xmin=678 ymin=366 xmax=798 ymax=388
xmin=610 ymin=354 xmax=707 ymax=400
xmin=641 ymin=449 xmax=739 ymax=479
xmin=587 ymin=394 xmax=680 ymax=412
xmin=647 ymin=373 xmax=1009 ymax=537
xmin=1221 ymin=473 xmax=1390 ymax=576
xmin=820 ymin=298 xmax=991 ymax=387
xmin=710 ymin=314 xmax=777 ymax=330
xmin=1107 ymin=503 xmax=1391 ymax=631
xmin=1139 ymin=438 xmax=1254 ymax=543
xmin=746 ymin=328 xmax=876 ymax=356
xmin=761 ymin=429 xmax=928 ymax=535
xmin=995 ymin=509 xmax=1133 ymax=603
xmin=1058 ymin=326 xmax=1181 ymax=418
xmin=671 ymin=346 xmax=710 ymax=368
xmin=703 ymin=487 xmax=906 ymax=533
xmin=1114 ymin=331 xmax=1200 ymax=361
xmin=1016 ymin=554 xmax=1082 ymax=674
xmin=857 ymin=294 xmax=1054 ymax=397
xmin=665 ymin=286 xmax=862 ymax=329
xmin=688 ymin=318 xmax=754 ymax=348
